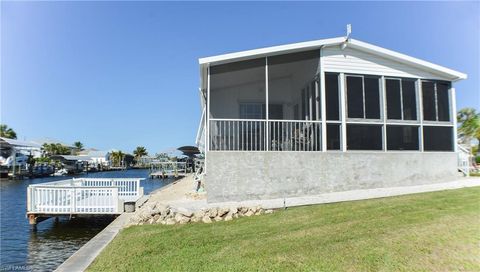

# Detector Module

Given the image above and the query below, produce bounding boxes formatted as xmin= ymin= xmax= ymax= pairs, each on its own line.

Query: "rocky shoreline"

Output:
xmin=126 ymin=201 xmax=274 ymax=227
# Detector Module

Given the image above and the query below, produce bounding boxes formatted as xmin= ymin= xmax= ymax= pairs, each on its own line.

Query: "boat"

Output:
xmin=53 ymin=168 xmax=68 ymax=176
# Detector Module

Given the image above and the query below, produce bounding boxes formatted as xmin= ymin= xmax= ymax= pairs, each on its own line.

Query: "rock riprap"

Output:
xmin=125 ymin=202 xmax=274 ymax=227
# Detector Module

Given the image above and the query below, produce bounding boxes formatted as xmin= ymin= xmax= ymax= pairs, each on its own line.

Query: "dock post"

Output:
xmin=28 ymin=214 xmax=37 ymax=226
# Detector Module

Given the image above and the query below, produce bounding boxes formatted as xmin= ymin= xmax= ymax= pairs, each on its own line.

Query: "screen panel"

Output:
xmin=402 ymin=80 xmax=417 ymax=120
xmin=325 ymin=73 xmax=340 ymax=121
xmin=387 ymin=125 xmax=419 ymax=150
xmin=422 ymin=81 xmax=436 ymax=121
xmin=386 ymin=79 xmax=402 ymax=119
xmin=364 ymin=77 xmax=380 ymax=119
xmin=347 ymin=124 xmax=383 ymax=150
xmin=346 ymin=76 xmax=364 ymax=118
xmin=423 ymin=126 xmax=453 ymax=151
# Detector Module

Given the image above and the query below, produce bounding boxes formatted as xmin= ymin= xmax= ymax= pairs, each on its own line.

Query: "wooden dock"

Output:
xmin=26 ymin=178 xmax=144 ymax=226
xmin=149 ymin=162 xmax=187 ymax=179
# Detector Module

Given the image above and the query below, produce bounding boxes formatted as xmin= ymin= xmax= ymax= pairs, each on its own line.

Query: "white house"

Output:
xmin=196 ymin=36 xmax=468 ymax=203
xmin=83 ymin=150 xmax=111 ymax=166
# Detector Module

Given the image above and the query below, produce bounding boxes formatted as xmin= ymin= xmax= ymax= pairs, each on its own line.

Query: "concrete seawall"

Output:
xmin=54 ymin=213 xmax=132 ymax=272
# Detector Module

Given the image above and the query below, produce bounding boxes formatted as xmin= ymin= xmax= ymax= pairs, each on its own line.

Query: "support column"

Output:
xmin=451 ymin=87 xmax=457 ymax=152
xmin=205 ymin=65 xmax=210 ymax=173
xmin=320 ymin=47 xmax=327 ymax=152
xmin=265 ymin=57 xmax=269 ymax=151
xmin=381 ymin=76 xmax=387 ymax=151
xmin=417 ymin=79 xmax=424 ymax=152
xmin=339 ymin=73 xmax=347 ymax=152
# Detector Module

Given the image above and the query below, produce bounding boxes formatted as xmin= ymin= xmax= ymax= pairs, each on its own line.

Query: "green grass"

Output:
xmin=88 ymin=187 xmax=480 ymax=272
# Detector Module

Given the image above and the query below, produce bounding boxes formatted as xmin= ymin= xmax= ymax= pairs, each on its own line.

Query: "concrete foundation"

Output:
xmin=205 ymin=152 xmax=458 ymax=203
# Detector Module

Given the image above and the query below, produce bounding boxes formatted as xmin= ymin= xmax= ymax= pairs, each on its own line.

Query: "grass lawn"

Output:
xmin=88 ymin=187 xmax=480 ymax=271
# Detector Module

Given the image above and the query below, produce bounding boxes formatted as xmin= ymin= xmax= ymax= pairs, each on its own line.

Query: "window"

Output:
xmin=387 ymin=125 xmax=419 ymax=150
xmin=402 ymin=80 xmax=417 ymax=120
xmin=346 ymin=76 xmax=363 ymax=118
xmin=386 ymin=78 xmax=417 ymax=120
xmin=364 ymin=77 xmax=381 ymax=119
xmin=423 ymin=126 xmax=453 ymax=151
xmin=347 ymin=124 xmax=383 ymax=150
xmin=437 ymin=82 xmax=450 ymax=121
xmin=210 ymin=58 xmax=266 ymax=119
xmin=327 ymin=124 xmax=341 ymax=150
xmin=422 ymin=81 xmax=451 ymax=122
xmin=268 ymin=50 xmax=320 ymax=120
xmin=239 ymin=103 xmax=264 ymax=119
xmin=325 ymin=73 xmax=340 ymax=120
xmin=386 ymin=79 xmax=402 ymax=119
xmin=422 ymin=81 xmax=436 ymax=121
xmin=346 ymin=75 xmax=380 ymax=119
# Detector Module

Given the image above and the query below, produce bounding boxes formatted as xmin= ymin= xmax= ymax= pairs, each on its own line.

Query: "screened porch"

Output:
xmin=209 ymin=50 xmax=324 ymax=151
xmin=206 ymin=49 xmax=455 ymax=152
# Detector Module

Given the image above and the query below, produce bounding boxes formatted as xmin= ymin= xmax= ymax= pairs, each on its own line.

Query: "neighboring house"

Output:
xmin=0 ymin=137 xmax=42 ymax=167
xmin=49 ymin=155 xmax=86 ymax=174
xmin=84 ymin=150 xmax=111 ymax=166
xmin=195 ymin=36 xmax=467 ymax=203
xmin=32 ymin=137 xmax=77 ymax=154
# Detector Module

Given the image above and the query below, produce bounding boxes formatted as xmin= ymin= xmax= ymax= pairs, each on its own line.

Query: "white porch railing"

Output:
xmin=457 ymin=144 xmax=471 ymax=176
xmin=269 ymin=120 xmax=322 ymax=151
xmin=210 ymin=119 xmax=266 ymax=151
xmin=209 ymin=119 xmax=322 ymax=151
xmin=27 ymin=178 xmax=144 ymax=214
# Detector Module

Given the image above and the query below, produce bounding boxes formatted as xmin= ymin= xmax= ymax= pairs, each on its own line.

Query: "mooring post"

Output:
xmin=28 ymin=214 xmax=37 ymax=226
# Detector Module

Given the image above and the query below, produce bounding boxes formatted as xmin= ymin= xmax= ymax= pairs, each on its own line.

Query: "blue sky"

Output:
xmin=1 ymin=1 xmax=479 ymax=154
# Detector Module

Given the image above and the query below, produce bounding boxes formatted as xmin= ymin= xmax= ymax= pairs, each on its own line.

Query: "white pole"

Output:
xmin=451 ymin=87 xmax=457 ymax=152
xmin=206 ymin=65 xmax=210 ymax=173
xmin=417 ymin=79 xmax=424 ymax=152
xmin=320 ymin=47 xmax=327 ymax=152
xmin=339 ymin=73 xmax=347 ymax=152
xmin=265 ymin=57 xmax=269 ymax=151
xmin=381 ymin=76 xmax=387 ymax=151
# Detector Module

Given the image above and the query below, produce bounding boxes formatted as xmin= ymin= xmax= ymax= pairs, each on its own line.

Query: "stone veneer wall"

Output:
xmin=205 ymin=152 xmax=458 ymax=203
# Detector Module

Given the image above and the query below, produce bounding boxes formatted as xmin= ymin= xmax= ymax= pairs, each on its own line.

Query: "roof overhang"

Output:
xmin=199 ymin=36 xmax=467 ymax=82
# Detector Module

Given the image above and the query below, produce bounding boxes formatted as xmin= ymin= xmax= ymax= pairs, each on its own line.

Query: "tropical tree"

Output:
xmin=0 ymin=124 xmax=17 ymax=139
xmin=110 ymin=151 xmax=125 ymax=167
xmin=73 ymin=141 xmax=84 ymax=150
xmin=133 ymin=146 xmax=148 ymax=161
xmin=457 ymin=107 xmax=480 ymax=154
xmin=42 ymin=143 xmax=71 ymax=156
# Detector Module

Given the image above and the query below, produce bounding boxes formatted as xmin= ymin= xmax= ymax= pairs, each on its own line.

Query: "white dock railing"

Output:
xmin=27 ymin=178 xmax=144 ymax=214
xmin=209 ymin=119 xmax=322 ymax=151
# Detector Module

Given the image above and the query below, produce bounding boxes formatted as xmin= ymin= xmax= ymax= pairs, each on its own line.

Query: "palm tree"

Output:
xmin=457 ymin=108 xmax=480 ymax=154
xmin=42 ymin=143 xmax=56 ymax=156
xmin=74 ymin=141 xmax=84 ymax=150
xmin=0 ymin=124 xmax=17 ymax=139
xmin=42 ymin=143 xmax=71 ymax=156
xmin=133 ymin=146 xmax=148 ymax=161
xmin=110 ymin=151 xmax=125 ymax=167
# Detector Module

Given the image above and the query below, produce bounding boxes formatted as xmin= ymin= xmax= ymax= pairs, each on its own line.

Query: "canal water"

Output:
xmin=0 ymin=169 xmax=173 ymax=272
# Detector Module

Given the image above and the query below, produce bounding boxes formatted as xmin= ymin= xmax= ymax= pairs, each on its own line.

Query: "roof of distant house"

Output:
xmin=32 ymin=137 xmax=75 ymax=148
xmin=0 ymin=137 xmax=42 ymax=149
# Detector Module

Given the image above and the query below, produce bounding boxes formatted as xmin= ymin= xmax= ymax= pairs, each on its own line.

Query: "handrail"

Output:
xmin=457 ymin=144 xmax=470 ymax=177
xmin=209 ymin=119 xmax=322 ymax=151
xmin=27 ymin=178 xmax=144 ymax=214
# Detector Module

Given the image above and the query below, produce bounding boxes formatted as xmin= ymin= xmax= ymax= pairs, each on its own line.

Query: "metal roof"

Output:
xmin=0 ymin=137 xmax=41 ymax=148
xmin=50 ymin=155 xmax=91 ymax=161
xmin=199 ymin=36 xmax=466 ymax=81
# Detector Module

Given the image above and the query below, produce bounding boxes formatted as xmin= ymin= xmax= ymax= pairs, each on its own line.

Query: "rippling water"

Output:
xmin=0 ymin=169 xmax=173 ymax=271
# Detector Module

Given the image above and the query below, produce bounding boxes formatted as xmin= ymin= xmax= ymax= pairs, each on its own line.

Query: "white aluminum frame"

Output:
xmin=205 ymin=52 xmax=457 ymax=154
